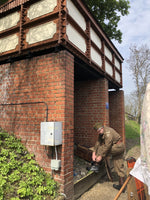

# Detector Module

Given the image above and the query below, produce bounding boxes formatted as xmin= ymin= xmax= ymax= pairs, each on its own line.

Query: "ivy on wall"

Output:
xmin=0 ymin=129 xmax=59 ymax=199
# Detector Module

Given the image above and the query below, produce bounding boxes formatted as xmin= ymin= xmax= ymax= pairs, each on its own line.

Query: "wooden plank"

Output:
xmin=74 ymin=163 xmax=106 ymax=199
xmin=74 ymin=144 xmax=92 ymax=162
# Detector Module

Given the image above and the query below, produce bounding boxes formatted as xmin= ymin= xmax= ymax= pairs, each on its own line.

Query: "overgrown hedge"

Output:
xmin=0 ymin=129 xmax=58 ymax=200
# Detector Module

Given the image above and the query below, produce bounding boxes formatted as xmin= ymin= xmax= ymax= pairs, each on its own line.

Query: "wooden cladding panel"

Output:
xmin=27 ymin=0 xmax=57 ymax=20
xmin=0 ymin=11 xmax=20 ymax=32
xmin=0 ymin=33 xmax=19 ymax=54
xmin=0 ymin=0 xmax=60 ymax=56
xmin=0 ymin=0 xmax=123 ymax=87
xmin=65 ymin=0 xmax=122 ymax=86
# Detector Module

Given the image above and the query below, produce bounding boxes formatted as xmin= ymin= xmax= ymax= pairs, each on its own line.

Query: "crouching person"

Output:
xmin=91 ymin=122 xmax=126 ymax=191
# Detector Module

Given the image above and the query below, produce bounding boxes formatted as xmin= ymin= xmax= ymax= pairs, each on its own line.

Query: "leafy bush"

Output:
xmin=0 ymin=130 xmax=58 ymax=200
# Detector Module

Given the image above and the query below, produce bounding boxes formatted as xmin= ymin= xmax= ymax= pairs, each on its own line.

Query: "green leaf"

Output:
xmin=84 ymin=0 xmax=130 ymax=43
xmin=36 ymin=186 xmax=46 ymax=195
xmin=8 ymin=170 xmax=21 ymax=183
xmin=17 ymin=187 xmax=27 ymax=197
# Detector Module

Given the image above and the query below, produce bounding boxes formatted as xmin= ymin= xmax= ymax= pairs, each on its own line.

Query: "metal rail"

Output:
xmin=0 ymin=101 xmax=48 ymax=122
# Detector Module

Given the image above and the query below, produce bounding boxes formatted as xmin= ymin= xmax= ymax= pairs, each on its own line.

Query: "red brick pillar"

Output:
xmin=58 ymin=51 xmax=74 ymax=199
xmin=74 ymin=77 xmax=109 ymax=147
xmin=109 ymin=90 xmax=125 ymax=144
xmin=0 ymin=50 xmax=75 ymax=199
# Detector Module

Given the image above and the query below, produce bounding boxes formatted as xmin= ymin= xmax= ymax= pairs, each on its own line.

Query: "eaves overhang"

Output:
xmin=0 ymin=0 xmax=124 ymax=89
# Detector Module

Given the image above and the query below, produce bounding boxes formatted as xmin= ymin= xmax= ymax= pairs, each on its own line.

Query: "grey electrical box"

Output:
xmin=40 ymin=122 xmax=62 ymax=146
xmin=51 ymin=159 xmax=61 ymax=171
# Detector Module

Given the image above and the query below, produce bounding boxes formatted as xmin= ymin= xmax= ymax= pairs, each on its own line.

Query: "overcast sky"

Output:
xmin=113 ymin=0 xmax=150 ymax=95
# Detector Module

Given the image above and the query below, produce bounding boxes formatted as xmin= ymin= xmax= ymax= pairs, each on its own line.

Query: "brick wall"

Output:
xmin=0 ymin=49 xmax=125 ymax=199
xmin=0 ymin=50 xmax=74 ymax=199
xmin=109 ymin=90 xmax=125 ymax=143
xmin=74 ymin=78 xmax=109 ymax=148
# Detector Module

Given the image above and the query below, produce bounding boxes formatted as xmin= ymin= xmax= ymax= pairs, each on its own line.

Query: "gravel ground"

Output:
xmin=75 ymin=138 xmax=140 ymax=200
xmin=77 ymin=180 xmax=127 ymax=200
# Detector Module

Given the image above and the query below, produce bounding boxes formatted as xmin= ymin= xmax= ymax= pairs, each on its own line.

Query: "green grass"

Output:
xmin=125 ymin=119 xmax=140 ymax=139
xmin=0 ymin=129 xmax=59 ymax=200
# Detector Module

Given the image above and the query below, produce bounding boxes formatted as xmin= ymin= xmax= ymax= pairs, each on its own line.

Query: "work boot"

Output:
xmin=113 ymin=177 xmax=125 ymax=192
xmin=86 ymin=161 xmax=95 ymax=171
xmin=90 ymin=163 xmax=99 ymax=173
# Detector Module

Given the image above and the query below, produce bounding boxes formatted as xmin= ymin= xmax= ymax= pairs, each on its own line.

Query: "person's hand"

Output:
xmin=92 ymin=152 xmax=96 ymax=161
xmin=96 ymin=155 xmax=102 ymax=162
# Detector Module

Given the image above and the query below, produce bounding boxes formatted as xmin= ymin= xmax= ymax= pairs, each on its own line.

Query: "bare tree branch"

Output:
xmin=127 ymin=44 xmax=150 ymax=123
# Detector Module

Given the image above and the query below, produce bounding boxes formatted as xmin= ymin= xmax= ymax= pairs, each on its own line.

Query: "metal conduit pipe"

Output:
xmin=0 ymin=101 xmax=48 ymax=122
xmin=0 ymin=101 xmax=51 ymax=164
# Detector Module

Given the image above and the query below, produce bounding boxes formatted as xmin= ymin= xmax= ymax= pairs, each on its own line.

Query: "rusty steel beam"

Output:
xmin=0 ymin=0 xmax=30 ymax=13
